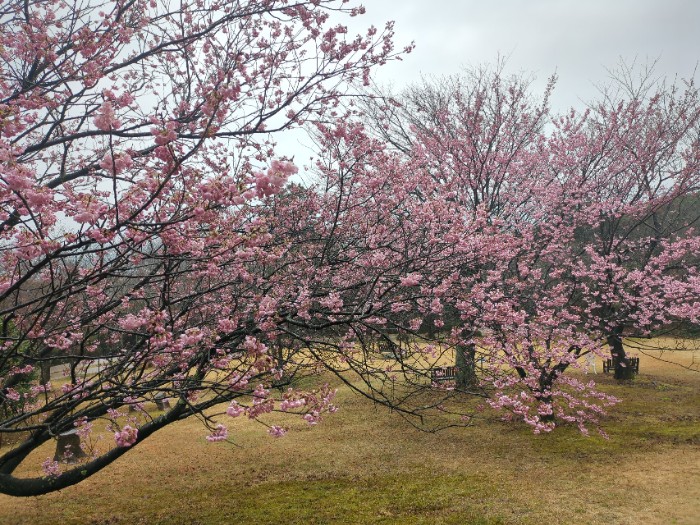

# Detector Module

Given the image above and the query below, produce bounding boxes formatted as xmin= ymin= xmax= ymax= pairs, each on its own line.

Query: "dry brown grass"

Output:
xmin=0 ymin=343 xmax=698 ymax=524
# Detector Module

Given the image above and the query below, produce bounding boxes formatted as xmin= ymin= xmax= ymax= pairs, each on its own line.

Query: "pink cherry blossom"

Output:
xmin=205 ymin=424 xmax=229 ymax=442
xmin=114 ymin=425 xmax=138 ymax=448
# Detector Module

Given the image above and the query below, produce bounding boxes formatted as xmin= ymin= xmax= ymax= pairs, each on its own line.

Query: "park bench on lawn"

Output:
xmin=377 ymin=339 xmax=398 ymax=358
xmin=430 ymin=366 xmax=458 ymax=382
xmin=602 ymin=357 xmax=640 ymax=375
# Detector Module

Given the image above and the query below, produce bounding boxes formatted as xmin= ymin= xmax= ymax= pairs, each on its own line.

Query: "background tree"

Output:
xmin=363 ymin=64 xmax=700 ymax=431
xmin=445 ymin=68 xmax=700 ymax=428
xmin=267 ymin=119 xmax=483 ymax=423
xmin=363 ymin=65 xmax=554 ymax=388
xmin=547 ymin=68 xmax=700 ymax=379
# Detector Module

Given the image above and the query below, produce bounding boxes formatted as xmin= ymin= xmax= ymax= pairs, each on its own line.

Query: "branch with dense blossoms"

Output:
xmin=0 ymin=0 xmax=420 ymax=496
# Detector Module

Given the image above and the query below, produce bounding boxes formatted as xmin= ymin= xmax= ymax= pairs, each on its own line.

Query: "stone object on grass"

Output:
xmin=54 ymin=429 xmax=87 ymax=463
xmin=154 ymin=393 xmax=171 ymax=410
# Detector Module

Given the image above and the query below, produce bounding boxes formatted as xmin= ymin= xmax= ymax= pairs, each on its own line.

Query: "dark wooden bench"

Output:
xmin=377 ymin=339 xmax=394 ymax=354
xmin=603 ymin=357 xmax=639 ymax=374
xmin=377 ymin=339 xmax=405 ymax=359
xmin=430 ymin=366 xmax=458 ymax=382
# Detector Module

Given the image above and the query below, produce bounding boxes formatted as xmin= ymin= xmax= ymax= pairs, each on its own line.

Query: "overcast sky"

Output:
xmin=353 ymin=0 xmax=700 ymax=111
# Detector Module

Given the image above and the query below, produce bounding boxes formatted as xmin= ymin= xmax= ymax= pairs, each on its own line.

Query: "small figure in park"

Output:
xmin=585 ymin=352 xmax=597 ymax=374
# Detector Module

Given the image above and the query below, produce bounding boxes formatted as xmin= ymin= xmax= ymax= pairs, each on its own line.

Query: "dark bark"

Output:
xmin=0 ymin=403 xmax=186 ymax=497
xmin=607 ymin=326 xmax=634 ymax=380
xmin=39 ymin=361 xmax=51 ymax=385
xmin=455 ymin=343 xmax=478 ymax=389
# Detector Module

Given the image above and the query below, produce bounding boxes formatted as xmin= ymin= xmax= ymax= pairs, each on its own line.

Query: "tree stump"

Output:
xmin=54 ymin=429 xmax=87 ymax=463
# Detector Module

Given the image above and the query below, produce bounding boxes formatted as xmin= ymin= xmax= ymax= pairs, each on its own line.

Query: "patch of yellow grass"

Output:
xmin=0 ymin=341 xmax=698 ymax=524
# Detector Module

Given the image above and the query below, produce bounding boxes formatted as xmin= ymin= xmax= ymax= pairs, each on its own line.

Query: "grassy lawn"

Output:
xmin=0 ymin=344 xmax=698 ymax=524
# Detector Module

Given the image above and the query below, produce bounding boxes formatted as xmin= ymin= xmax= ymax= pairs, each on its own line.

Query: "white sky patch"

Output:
xmin=275 ymin=1 xmax=699 ymax=165
xmin=356 ymin=0 xmax=700 ymax=111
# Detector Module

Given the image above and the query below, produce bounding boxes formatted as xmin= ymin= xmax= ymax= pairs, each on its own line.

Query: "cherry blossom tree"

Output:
xmin=478 ymin=74 xmax=700 ymax=428
xmin=0 ymin=0 xmax=422 ymax=496
xmin=547 ymin=70 xmax=700 ymax=379
xmin=365 ymin=65 xmax=700 ymax=432
xmin=364 ymin=66 xmax=555 ymax=389
xmin=261 ymin=120 xmax=478 ymax=417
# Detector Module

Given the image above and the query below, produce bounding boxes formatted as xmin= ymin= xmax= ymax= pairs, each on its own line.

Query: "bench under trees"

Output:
xmin=603 ymin=357 xmax=640 ymax=376
xmin=430 ymin=366 xmax=459 ymax=382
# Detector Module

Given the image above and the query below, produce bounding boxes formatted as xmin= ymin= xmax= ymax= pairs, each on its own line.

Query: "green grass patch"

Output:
xmin=190 ymin=474 xmax=505 ymax=525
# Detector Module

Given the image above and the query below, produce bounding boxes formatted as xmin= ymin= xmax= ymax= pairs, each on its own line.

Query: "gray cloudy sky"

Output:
xmin=355 ymin=0 xmax=700 ymax=111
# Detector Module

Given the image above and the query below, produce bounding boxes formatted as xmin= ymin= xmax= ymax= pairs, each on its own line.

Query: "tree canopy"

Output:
xmin=1 ymin=0 xmax=699 ymax=497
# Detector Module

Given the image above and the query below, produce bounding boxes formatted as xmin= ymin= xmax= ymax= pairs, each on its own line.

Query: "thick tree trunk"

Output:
xmin=275 ymin=338 xmax=285 ymax=370
xmin=539 ymin=393 xmax=555 ymax=424
xmin=455 ymin=343 xmax=478 ymax=389
xmin=40 ymin=361 xmax=51 ymax=385
xmin=607 ymin=327 xmax=634 ymax=380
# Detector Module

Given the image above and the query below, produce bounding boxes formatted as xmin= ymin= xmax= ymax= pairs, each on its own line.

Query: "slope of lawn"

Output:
xmin=0 ymin=343 xmax=698 ymax=525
